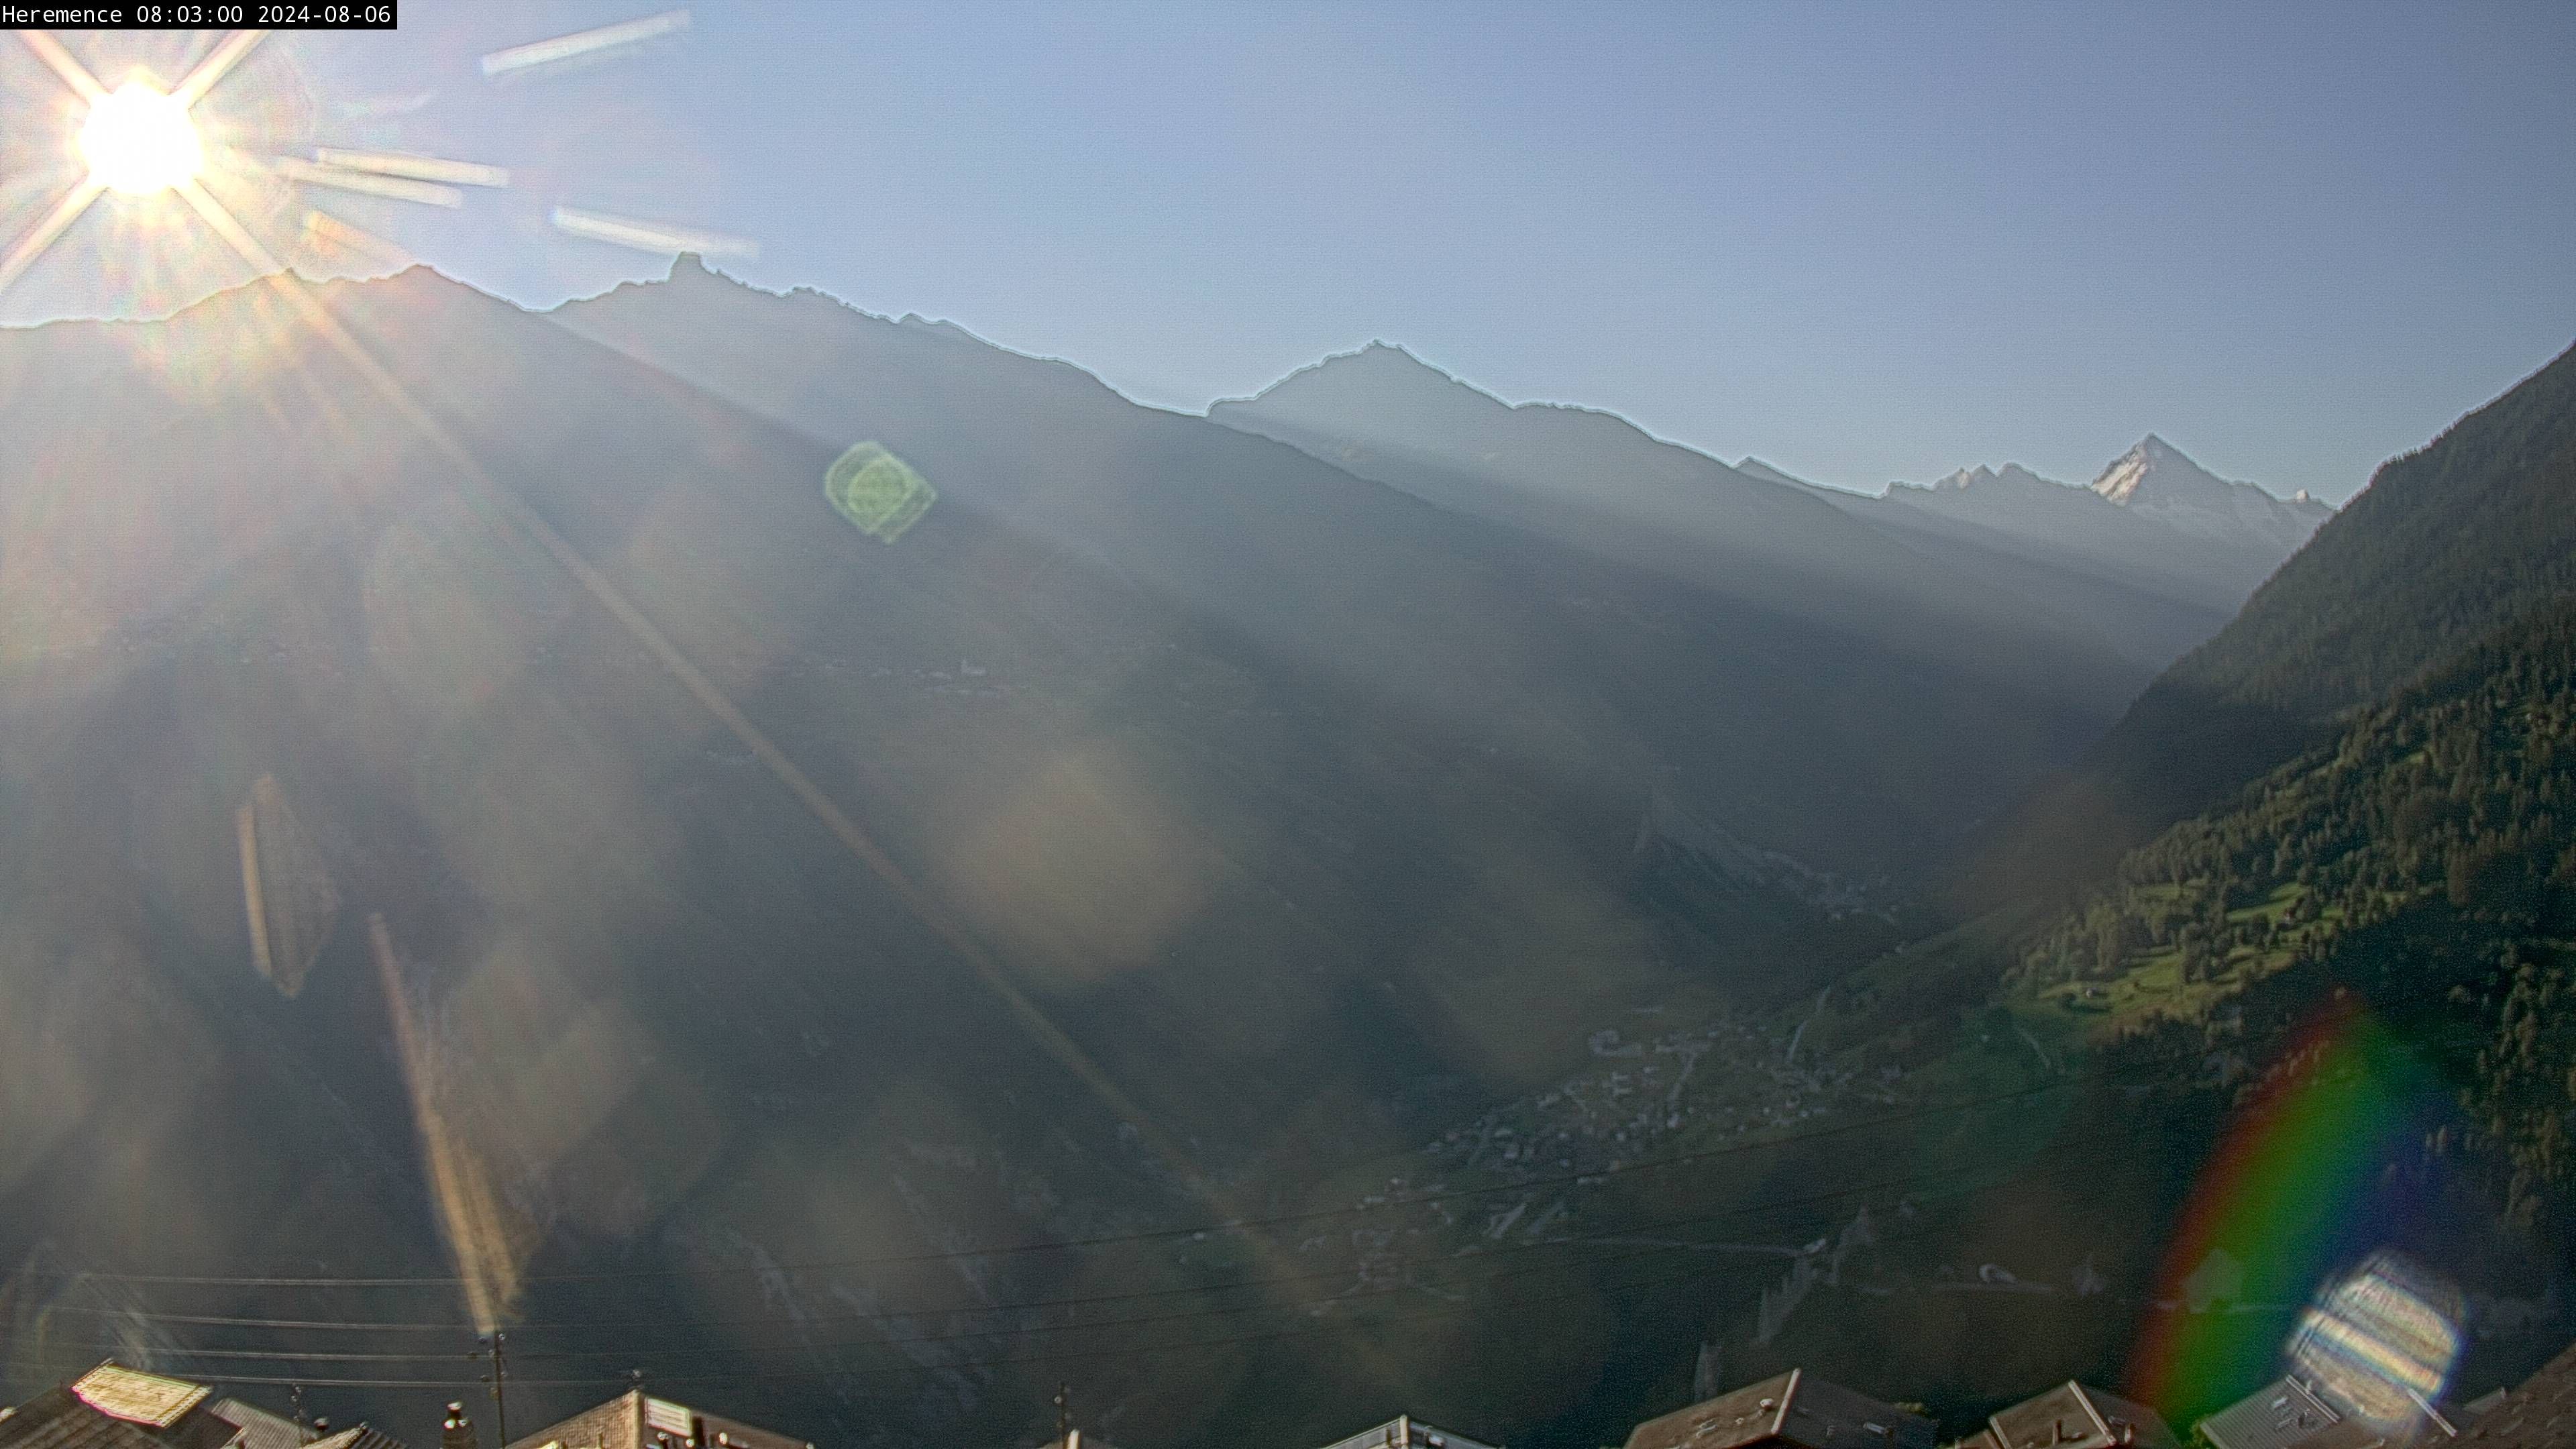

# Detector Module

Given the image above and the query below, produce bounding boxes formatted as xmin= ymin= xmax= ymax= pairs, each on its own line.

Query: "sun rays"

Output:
xmin=1 ymin=13 xmax=758 ymax=315
xmin=1 ymin=33 xmax=264 ymax=294
xmin=0 ymin=29 xmax=508 ymax=303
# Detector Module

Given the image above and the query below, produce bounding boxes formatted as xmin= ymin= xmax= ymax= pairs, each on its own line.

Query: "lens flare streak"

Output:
xmin=172 ymin=28 xmax=266 ymax=109
xmin=314 ymin=148 xmax=509 ymax=189
xmin=551 ymin=205 xmax=757 ymax=258
xmin=370 ymin=915 xmax=524 ymax=1333
xmin=174 ymin=176 xmax=282 ymax=273
xmin=301 ymin=209 xmax=414 ymax=272
xmin=0 ymin=179 xmax=107 ymax=298
xmin=479 ymin=9 xmax=692 ymax=77
xmin=16 ymin=30 xmax=107 ymax=104
xmin=268 ymin=156 xmax=466 ymax=208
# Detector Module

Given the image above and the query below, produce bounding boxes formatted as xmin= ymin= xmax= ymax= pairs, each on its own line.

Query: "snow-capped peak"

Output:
xmin=1927 ymin=462 xmax=2063 ymax=494
xmin=2090 ymin=433 xmax=2208 ymax=508
xmin=2086 ymin=434 xmax=2328 ymax=549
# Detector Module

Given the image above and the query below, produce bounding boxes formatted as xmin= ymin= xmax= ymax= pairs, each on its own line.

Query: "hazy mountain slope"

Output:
xmin=1978 ymin=341 xmax=2576 ymax=899
xmin=555 ymin=263 xmax=2125 ymax=871
xmin=1209 ymin=344 xmax=2294 ymax=681
xmin=1204 ymin=343 xmax=2147 ymax=716
xmin=0 ymin=270 xmax=1697 ymax=1440
xmin=1739 ymin=448 xmax=2322 ymax=672
xmin=0 ymin=264 xmax=2141 ymax=1448
xmin=1731 ymin=456 xmax=1849 ymax=496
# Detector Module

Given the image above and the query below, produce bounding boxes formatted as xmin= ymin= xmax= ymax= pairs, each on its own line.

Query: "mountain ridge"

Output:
xmin=561 ymin=260 xmax=2148 ymax=873
xmin=1966 ymin=338 xmax=2576 ymax=907
xmin=1216 ymin=344 xmax=2319 ymax=674
xmin=1207 ymin=337 xmax=2157 ymax=706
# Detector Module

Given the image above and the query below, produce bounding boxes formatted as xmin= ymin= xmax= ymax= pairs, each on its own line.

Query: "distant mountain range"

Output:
xmin=1214 ymin=343 xmax=2329 ymax=674
xmin=1746 ymin=435 xmax=2330 ymax=556
xmin=1972 ymin=339 xmax=2576 ymax=903
xmin=564 ymin=264 xmax=2139 ymax=873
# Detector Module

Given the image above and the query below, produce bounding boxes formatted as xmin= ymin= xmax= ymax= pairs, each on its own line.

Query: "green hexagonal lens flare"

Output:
xmin=822 ymin=441 xmax=936 ymax=543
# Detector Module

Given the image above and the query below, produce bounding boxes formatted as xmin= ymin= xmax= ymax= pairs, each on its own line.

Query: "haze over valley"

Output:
xmin=0 ymin=8 xmax=2570 ymax=1449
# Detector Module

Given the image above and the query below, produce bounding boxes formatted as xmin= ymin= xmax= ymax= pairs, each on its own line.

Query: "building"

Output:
xmin=1313 ymin=1415 xmax=1501 ymax=1449
xmin=502 ymin=1392 xmax=808 ymax=1449
xmin=2194 ymin=1373 xmax=2487 ymax=1449
xmin=205 ymin=1401 xmax=310 ymax=1449
xmin=1622 ymin=1370 xmax=1935 ymax=1449
xmin=0 ymin=1366 xmax=402 ymax=1449
xmin=1961 ymin=1383 xmax=2178 ymax=1449
xmin=2458 ymin=1335 xmax=2576 ymax=1446
xmin=2198 ymin=1377 xmax=2355 ymax=1449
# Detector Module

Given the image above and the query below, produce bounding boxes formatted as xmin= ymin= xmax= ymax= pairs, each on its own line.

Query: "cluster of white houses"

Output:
xmin=3 ymin=1346 xmax=2569 ymax=1449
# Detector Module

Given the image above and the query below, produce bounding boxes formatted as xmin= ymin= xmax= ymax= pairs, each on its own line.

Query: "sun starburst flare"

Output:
xmin=5 ymin=14 xmax=752 ymax=310
xmin=78 ymin=80 xmax=203 ymax=195
xmin=0 ymin=30 xmax=513 ymax=303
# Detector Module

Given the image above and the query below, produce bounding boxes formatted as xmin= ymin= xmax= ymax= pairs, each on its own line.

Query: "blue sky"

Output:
xmin=10 ymin=0 xmax=2573 ymax=500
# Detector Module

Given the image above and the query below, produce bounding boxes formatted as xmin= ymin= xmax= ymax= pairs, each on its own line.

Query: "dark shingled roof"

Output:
xmin=1623 ymin=1369 xmax=1935 ymax=1449
xmin=2459 ymin=1337 xmax=2576 ymax=1447
xmin=1982 ymin=1383 xmax=2180 ymax=1449
xmin=2198 ymin=1377 xmax=2347 ymax=1449
xmin=208 ymin=1400 xmax=303 ymax=1449
xmin=304 ymin=1426 xmax=405 ymax=1449
xmin=0 ymin=1370 xmax=241 ymax=1449
xmin=503 ymin=1393 xmax=808 ymax=1449
xmin=1313 ymin=1418 xmax=1497 ymax=1449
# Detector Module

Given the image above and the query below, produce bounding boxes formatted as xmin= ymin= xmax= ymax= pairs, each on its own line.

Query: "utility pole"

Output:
xmin=485 ymin=1333 xmax=508 ymax=1449
xmin=1052 ymin=1383 xmax=1071 ymax=1444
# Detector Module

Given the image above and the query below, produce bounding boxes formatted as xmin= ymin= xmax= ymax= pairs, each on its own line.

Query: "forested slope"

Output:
xmin=2013 ymin=598 xmax=2576 ymax=1240
xmin=1975 ymin=342 xmax=2576 ymax=903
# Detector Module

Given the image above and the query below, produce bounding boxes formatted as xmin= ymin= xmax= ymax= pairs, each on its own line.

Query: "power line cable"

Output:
xmin=108 ymin=1165 xmax=2101 ymax=1393
xmin=51 ymin=1140 xmax=2090 ymax=1371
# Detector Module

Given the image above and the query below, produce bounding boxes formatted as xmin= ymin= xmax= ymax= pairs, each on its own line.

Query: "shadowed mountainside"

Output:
xmin=0 ymin=263 xmax=2165 ymax=1448
xmin=553 ymin=276 xmax=2147 ymax=873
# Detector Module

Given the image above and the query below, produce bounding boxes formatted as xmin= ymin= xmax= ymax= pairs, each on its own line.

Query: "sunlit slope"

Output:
xmin=1975 ymin=341 xmax=2576 ymax=902
xmin=2012 ymin=596 xmax=2575 ymax=1049
xmin=556 ymin=259 xmax=2126 ymax=877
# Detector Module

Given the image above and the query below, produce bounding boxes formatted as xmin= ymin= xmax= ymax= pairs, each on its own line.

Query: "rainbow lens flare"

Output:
xmin=2285 ymin=1249 xmax=2466 ymax=1432
xmin=2124 ymin=1000 xmax=2453 ymax=1426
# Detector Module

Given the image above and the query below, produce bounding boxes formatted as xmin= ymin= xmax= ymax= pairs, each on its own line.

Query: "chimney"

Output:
xmin=443 ymin=1404 xmax=478 ymax=1449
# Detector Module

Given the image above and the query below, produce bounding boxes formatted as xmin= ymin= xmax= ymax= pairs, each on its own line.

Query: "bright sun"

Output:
xmin=78 ymin=80 xmax=203 ymax=197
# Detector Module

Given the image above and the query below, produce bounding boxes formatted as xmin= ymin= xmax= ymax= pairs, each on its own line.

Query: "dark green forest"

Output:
xmin=2010 ymin=598 xmax=2576 ymax=1242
